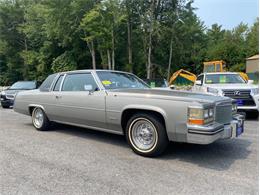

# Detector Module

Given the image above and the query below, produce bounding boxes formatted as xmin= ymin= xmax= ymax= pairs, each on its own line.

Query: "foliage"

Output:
xmin=51 ymin=51 xmax=77 ymax=73
xmin=0 ymin=0 xmax=258 ymax=85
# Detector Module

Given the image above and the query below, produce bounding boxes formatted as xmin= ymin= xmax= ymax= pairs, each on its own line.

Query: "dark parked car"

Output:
xmin=1 ymin=81 xmax=39 ymax=108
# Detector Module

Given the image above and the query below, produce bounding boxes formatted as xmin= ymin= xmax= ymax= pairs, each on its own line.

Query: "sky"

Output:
xmin=193 ymin=0 xmax=259 ymax=30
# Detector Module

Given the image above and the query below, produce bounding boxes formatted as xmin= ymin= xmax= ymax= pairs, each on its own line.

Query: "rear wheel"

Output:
xmin=32 ymin=107 xmax=50 ymax=131
xmin=126 ymin=113 xmax=169 ymax=157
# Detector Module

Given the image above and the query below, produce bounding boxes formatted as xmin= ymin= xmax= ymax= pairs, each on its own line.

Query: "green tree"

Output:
xmin=246 ymin=18 xmax=259 ymax=56
xmin=0 ymin=0 xmax=27 ymax=84
xmin=0 ymin=0 xmax=258 ymax=85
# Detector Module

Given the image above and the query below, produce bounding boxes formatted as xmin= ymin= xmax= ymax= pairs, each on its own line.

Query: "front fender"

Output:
xmin=252 ymin=94 xmax=259 ymax=110
xmin=122 ymin=104 xmax=168 ymax=121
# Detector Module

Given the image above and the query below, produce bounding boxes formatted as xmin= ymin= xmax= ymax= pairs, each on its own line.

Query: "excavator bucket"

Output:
xmin=238 ymin=72 xmax=249 ymax=81
xmin=169 ymin=69 xmax=197 ymax=85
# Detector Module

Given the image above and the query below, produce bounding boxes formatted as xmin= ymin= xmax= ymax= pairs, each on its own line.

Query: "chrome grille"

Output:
xmin=223 ymin=89 xmax=255 ymax=106
xmin=223 ymin=89 xmax=251 ymax=99
xmin=215 ymin=102 xmax=232 ymax=124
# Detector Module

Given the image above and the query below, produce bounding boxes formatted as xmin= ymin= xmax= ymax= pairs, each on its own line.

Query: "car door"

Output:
xmin=45 ymin=74 xmax=65 ymax=120
xmin=54 ymin=72 xmax=107 ymax=129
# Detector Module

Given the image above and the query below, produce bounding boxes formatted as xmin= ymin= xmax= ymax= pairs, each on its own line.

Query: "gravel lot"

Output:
xmin=0 ymin=108 xmax=258 ymax=195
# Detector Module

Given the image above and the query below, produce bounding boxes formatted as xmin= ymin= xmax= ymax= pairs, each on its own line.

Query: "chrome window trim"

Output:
xmin=91 ymin=71 xmax=105 ymax=91
xmin=52 ymin=74 xmax=65 ymax=92
xmin=48 ymin=74 xmax=60 ymax=92
xmin=59 ymin=74 xmax=66 ymax=92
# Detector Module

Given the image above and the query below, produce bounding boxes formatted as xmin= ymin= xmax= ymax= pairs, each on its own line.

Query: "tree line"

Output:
xmin=0 ymin=0 xmax=258 ymax=85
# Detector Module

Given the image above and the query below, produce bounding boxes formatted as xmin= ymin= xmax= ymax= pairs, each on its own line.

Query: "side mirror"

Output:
xmin=195 ymin=80 xmax=202 ymax=85
xmin=247 ymin=80 xmax=254 ymax=84
xmin=84 ymin=85 xmax=93 ymax=91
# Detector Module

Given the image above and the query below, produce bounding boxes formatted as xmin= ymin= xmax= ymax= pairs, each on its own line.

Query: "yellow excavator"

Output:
xmin=203 ymin=60 xmax=226 ymax=72
xmin=169 ymin=60 xmax=249 ymax=85
xmin=169 ymin=69 xmax=197 ymax=86
xmin=203 ymin=60 xmax=248 ymax=81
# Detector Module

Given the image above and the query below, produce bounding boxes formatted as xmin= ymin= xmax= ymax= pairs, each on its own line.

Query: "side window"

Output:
xmin=53 ymin=75 xmax=64 ymax=91
xmin=204 ymin=65 xmax=215 ymax=72
xmin=216 ymin=64 xmax=221 ymax=72
xmin=62 ymin=73 xmax=99 ymax=92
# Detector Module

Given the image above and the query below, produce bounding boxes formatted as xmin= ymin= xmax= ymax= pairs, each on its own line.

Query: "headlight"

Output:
xmin=189 ymin=108 xmax=203 ymax=119
xmin=209 ymin=108 xmax=214 ymax=117
xmin=203 ymin=109 xmax=209 ymax=118
xmin=188 ymin=107 xmax=214 ymax=125
xmin=232 ymin=103 xmax=237 ymax=114
xmin=251 ymin=88 xmax=259 ymax=95
xmin=207 ymin=87 xmax=219 ymax=95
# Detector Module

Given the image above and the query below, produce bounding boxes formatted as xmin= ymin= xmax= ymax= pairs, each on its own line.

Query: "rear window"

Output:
xmin=39 ymin=74 xmax=57 ymax=91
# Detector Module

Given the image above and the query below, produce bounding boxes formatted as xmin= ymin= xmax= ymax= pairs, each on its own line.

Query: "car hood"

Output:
xmin=204 ymin=83 xmax=258 ymax=90
xmin=2 ymin=89 xmax=33 ymax=95
xmin=108 ymin=88 xmax=231 ymax=104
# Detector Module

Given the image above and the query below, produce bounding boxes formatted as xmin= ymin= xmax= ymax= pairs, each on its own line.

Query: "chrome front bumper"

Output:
xmin=222 ymin=114 xmax=245 ymax=139
xmin=237 ymin=94 xmax=259 ymax=111
xmin=187 ymin=114 xmax=245 ymax=144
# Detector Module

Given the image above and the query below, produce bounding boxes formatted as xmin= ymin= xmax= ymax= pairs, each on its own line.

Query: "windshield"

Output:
xmin=205 ymin=74 xmax=246 ymax=84
xmin=96 ymin=71 xmax=149 ymax=90
xmin=9 ymin=81 xmax=36 ymax=90
xmin=143 ymin=79 xmax=168 ymax=88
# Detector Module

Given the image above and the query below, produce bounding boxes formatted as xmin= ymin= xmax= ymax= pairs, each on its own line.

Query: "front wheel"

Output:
xmin=1 ymin=104 xmax=9 ymax=109
xmin=32 ymin=107 xmax=50 ymax=131
xmin=126 ymin=113 xmax=169 ymax=157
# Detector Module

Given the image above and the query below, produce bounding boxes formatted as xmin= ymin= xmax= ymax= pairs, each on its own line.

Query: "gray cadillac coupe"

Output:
xmin=14 ymin=70 xmax=245 ymax=157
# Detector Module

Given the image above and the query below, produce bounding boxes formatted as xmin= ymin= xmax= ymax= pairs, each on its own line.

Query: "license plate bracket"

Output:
xmin=236 ymin=99 xmax=244 ymax=106
xmin=236 ymin=124 xmax=244 ymax=137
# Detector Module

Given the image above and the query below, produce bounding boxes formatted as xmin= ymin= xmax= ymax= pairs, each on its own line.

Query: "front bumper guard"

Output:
xmin=187 ymin=114 xmax=245 ymax=144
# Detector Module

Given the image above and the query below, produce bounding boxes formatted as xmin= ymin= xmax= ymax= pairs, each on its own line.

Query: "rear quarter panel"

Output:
xmin=14 ymin=90 xmax=57 ymax=120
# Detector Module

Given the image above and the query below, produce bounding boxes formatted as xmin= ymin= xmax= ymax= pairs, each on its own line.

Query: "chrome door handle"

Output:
xmin=55 ymin=95 xmax=62 ymax=99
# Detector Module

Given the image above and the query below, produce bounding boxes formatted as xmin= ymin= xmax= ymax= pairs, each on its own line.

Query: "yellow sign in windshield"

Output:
xmin=206 ymin=79 xmax=212 ymax=83
xmin=102 ymin=80 xmax=112 ymax=85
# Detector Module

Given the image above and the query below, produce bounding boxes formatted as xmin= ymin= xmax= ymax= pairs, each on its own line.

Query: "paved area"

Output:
xmin=0 ymin=108 xmax=258 ymax=195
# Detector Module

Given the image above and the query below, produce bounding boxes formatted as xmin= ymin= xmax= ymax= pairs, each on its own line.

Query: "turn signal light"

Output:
xmin=188 ymin=119 xmax=204 ymax=125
